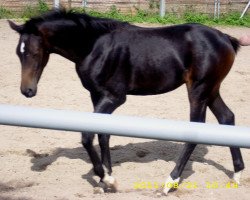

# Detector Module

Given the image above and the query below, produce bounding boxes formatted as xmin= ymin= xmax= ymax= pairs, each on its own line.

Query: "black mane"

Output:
xmin=22 ymin=9 xmax=129 ymax=34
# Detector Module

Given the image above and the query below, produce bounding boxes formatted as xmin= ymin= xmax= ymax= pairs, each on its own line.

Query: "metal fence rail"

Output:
xmin=0 ymin=104 xmax=250 ymax=148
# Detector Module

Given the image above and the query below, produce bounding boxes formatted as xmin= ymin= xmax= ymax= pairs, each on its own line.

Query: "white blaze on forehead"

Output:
xmin=20 ymin=42 xmax=25 ymax=53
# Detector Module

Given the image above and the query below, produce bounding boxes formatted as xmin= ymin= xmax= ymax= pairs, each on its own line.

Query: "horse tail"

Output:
xmin=226 ymin=34 xmax=241 ymax=53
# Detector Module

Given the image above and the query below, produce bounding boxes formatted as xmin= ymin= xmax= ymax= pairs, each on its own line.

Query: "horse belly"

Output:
xmin=128 ymin=63 xmax=184 ymax=95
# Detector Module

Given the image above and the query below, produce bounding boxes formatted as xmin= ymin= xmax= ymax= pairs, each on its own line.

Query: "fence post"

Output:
xmin=83 ymin=0 xmax=87 ymax=8
xmin=68 ymin=0 xmax=72 ymax=9
xmin=160 ymin=0 xmax=166 ymax=18
xmin=214 ymin=0 xmax=220 ymax=19
xmin=54 ymin=0 xmax=60 ymax=9
xmin=240 ymin=0 xmax=250 ymax=18
xmin=218 ymin=0 xmax=220 ymax=18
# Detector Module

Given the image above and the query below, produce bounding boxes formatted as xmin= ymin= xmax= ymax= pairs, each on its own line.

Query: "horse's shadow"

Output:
xmin=26 ymin=139 xmax=233 ymax=188
xmin=0 ymin=181 xmax=36 ymax=200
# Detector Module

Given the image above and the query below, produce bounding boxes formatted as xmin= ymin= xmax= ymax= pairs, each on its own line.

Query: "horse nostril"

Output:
xmin=23 ymin=88 xmax=36 ymax=98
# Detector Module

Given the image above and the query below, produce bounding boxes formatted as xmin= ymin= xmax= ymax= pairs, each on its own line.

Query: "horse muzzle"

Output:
xmin=21 ymin=87 xmax=37 ymax=98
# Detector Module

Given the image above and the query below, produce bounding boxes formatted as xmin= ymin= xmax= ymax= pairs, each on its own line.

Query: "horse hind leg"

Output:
xmin=208 ymin=93 xmax=245 ymax=184
xmin=163 ymin=143 xmax=197 ymax=195
xmin=163 ymin=85 xmax=208 ymax=195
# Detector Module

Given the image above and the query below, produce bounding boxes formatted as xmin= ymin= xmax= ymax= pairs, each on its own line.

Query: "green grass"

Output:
xmin=81 ymin=6 xmax=250 ymax=27
xmin=21 ymin=0 xmax=50 ymax=19
xmin=0 ymin=0 xmax=50 ymax=19
xmin=0 ymin=6 xmax=14 ymax=19
xmin=0 ymin=2 xmax=249 ymax=27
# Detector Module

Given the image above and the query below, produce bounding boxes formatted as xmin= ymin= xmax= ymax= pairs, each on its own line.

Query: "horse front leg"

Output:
xmin=85 ymin=92 xmax=126 ymax=192
xmin=81 ymin=132 xmax=104 ymax=179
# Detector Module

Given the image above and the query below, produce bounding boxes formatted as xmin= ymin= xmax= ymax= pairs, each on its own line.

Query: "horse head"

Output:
xmin=8 ymin=20 xmax=50 ymax=98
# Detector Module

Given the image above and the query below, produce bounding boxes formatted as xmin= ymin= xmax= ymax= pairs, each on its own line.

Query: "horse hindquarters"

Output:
xmin=164 ymin=31 xmax=244 ymax=195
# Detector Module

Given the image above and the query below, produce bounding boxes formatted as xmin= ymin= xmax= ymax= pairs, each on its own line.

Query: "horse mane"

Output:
xmin=21 ymin=9 xmax=129 ymax=35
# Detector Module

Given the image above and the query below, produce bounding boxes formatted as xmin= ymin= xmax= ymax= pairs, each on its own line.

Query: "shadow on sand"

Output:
xmin=0 ymin=182 xmax=35 ymax=200
xmin=25 ymin=139 xmax=233 ymax=188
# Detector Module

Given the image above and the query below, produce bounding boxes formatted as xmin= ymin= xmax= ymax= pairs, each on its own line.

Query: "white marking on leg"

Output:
xmin=20 ymin=42 xmax=25 ymax=53
xmin=163 ymin=176 xmax=180 ymax=195
xmin=100 ymin=165 xmax=118 ymax=192
xmin=103 ymin=165 xmax=108 ymax=174
xmin=103 ymin=173 xmax=116 ymax=185
xmin=233 ymin=170 xmax=243 ymax=184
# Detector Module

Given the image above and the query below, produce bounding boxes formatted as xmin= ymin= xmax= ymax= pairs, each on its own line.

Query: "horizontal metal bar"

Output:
xmin=0 ymin=104 xmax=250 ymax=148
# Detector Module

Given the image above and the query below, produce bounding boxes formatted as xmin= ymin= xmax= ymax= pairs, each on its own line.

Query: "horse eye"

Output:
xmin=32 ymin=53 xmax=39 ymax=57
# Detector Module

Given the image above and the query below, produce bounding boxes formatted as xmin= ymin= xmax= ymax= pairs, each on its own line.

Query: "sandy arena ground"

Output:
xmin=0 ymin=20 xmax=250 ymax=200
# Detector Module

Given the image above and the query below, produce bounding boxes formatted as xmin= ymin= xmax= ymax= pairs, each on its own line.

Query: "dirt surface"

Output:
xmin=0 ymin=20 xmax=250 ymax=200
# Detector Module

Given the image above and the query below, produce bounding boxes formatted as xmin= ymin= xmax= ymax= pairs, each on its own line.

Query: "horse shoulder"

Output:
xmin=78 ymin=34 xmax=130 ymax=92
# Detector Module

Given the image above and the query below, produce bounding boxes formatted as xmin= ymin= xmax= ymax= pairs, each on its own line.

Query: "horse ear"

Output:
xmin=8 ymin=20 xmax=24 ymax=33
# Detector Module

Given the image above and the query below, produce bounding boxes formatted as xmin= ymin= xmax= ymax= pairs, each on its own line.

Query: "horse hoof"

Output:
xmin=151 ymin=191 xmax=162 ymax=198
xmin=163 ymin=176 xmax=180 ymax=196
xmin=103 ymin=174 xmax=118 ymax=192
xmin=233 ymin=170 xmax=243 ymax=185
xmin=93 ymin=187 xmax=105 ymax=194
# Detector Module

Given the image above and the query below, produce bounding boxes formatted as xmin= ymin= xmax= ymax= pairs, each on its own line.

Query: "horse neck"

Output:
xmin=47 ymin=18 xmax=129 ymax=63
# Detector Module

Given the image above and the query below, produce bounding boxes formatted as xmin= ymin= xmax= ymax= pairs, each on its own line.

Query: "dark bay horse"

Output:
xmin=9 ymin=10 xmax=244 ymax=195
